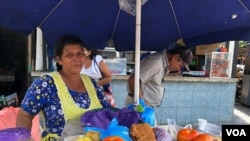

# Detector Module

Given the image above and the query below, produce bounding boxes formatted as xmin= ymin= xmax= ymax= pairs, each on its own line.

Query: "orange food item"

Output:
xmin=191 ymin=134 xmax=213 ymax=141
xmin=85 ymin=131 xmax=100 ymax=141
xmin=103 ymin=136 xmax=124 ymax=141
xmin=177 ymin=128 xmax=199 ymax=141
xmin=130 ymin=123 xmax=156 ymax=141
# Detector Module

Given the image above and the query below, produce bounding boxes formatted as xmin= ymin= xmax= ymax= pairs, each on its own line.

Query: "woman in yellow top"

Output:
xmin=16 ymin=34 xmax=111 ymax=140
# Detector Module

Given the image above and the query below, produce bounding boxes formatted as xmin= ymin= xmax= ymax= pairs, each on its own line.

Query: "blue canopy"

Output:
xmin=1 ymin=0 xmax=250 ymax=51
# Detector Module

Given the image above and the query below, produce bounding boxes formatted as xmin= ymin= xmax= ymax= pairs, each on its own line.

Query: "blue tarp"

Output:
xmin=0 ymin=0 xmax=250 ymax=51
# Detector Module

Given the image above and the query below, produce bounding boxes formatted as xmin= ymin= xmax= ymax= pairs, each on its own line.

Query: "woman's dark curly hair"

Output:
xmin=84 ymin=47 xmax=101 ymax=60
xmin=55 ymin=34 xmax=84 ymax=71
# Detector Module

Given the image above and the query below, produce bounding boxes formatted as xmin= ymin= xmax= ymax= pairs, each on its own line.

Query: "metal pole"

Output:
xmin=134 ymin=0 xmax=142 ymax=105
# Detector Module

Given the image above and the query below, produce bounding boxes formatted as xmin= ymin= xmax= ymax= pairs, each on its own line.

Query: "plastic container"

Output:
xmin=104 ymin=58 xmax=127 ymax=75
xmin=204 ymin=52 xmax=232 ymax=78
xmin=0 ymin=127 xmax=33 ymax=141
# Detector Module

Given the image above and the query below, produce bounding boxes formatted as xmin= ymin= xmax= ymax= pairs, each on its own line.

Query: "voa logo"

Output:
xmin=226 ymin=129 xmax=246 ymax=136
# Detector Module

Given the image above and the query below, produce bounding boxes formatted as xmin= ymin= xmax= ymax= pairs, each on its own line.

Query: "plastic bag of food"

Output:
xmin=140 ymin=101 xmax=155 ymax=126
xmin=153 ymin=127 xmax=173 ymax=141
xmin=155 ymin=125 xmax=183 ymax=141
xmin=80 ymin=107 xmax=141 ymax=129
xmin=84 ymin=118 xmax=132 ymax=141
xmin=60 ymin=119 xmax=85 ymax=141
xmin=127 ymin=98 xmax=155 ymax=126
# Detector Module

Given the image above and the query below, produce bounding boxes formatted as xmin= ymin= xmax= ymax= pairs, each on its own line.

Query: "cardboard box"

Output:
xmin=196 ymin=43 xmax=219 ymax=55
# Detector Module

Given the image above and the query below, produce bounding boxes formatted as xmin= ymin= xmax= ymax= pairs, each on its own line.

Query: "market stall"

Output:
xmin=31 ymin=71 xmax=238 ymax=126
xmin=0 ymin=0 xmax=248 ymax=140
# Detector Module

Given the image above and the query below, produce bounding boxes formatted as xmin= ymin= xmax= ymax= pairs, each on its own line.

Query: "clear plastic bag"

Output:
xmin=118 ymin=0 xmax=149 ymax=16
xmin=154 ymin=125 xmax=183 ymax=141
xmin=60 ymin=119 xmax=85 ymax=141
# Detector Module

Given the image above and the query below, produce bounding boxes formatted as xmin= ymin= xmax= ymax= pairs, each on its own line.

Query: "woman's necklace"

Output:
xmin=60 ymin=71 xmax=86 ymax=93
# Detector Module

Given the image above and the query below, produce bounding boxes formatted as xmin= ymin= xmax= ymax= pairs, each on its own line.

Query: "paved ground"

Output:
xmin=229 ymin=98 xmax=250 ymax=125
xmin=197 ymin=100 xmax=250 ymax=137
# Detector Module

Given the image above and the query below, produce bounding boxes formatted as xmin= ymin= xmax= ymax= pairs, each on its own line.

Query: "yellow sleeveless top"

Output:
xmin=42 ymin=72 xmax=102 ymax=140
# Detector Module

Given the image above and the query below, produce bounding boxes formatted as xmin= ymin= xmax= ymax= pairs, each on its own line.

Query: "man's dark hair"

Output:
xmin=168 ymin=44 xmax=193 ymax=71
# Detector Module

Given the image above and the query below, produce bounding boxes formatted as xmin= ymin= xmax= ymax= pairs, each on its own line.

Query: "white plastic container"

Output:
xmin=104 ymin=58 xmax=127 ymax=75
xmin=205 ymin=52 xmax=232 ymax=78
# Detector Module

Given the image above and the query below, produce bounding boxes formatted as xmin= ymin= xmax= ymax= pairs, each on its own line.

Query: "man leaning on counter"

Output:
xmin=125 ymin=44 xmax=193 ymax=108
